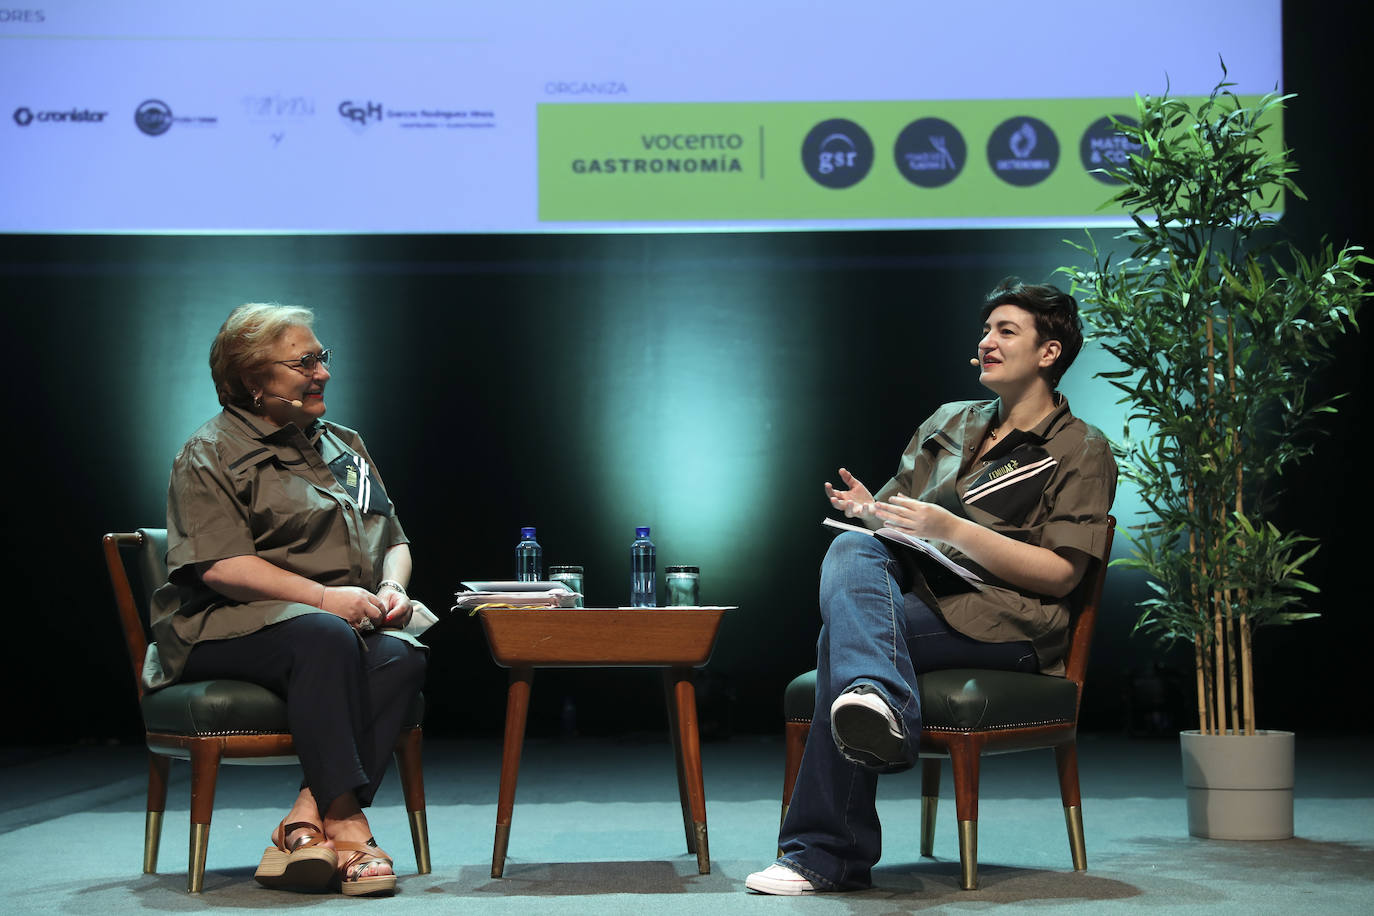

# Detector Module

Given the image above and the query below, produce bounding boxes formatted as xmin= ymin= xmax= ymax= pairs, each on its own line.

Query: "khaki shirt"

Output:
xmin=143 ymin=406 xmax=412 ymax=690
xmin=873 ymin=396 xmax=1116 ymax=676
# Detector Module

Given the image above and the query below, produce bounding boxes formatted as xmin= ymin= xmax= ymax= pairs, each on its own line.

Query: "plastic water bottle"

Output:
xmin=630 ymin=526 xmax=656 ymax=606
xmin=516 ymin=527 xmax=542 ymax=581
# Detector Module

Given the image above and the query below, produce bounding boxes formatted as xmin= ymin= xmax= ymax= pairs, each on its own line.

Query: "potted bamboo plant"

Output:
xmin=1063 ymin=69 xmax=1369 ymax=839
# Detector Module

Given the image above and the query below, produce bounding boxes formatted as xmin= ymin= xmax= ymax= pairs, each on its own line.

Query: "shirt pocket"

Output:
xmin=241 ymin=456 xmax=339 ymax=549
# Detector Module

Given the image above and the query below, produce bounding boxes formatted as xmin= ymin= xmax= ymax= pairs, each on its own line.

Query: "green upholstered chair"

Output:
xmin=779 ymin=517 xmax=1114 ymax=890
xmin=102 ymin=528 xmax=432 ymax=893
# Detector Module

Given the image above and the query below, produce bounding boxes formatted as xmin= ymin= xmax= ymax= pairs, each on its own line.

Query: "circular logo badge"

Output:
xmin=1080 ymin=115 xmax=1142 ymax=184
xmin=801 ymin=118 xmax=873 ymax=189
xmin=13 ymin=107 xmax=34 ymax=127
xmin=893 ymin=117 xmax=966 ymax=188
xmin=987 ymin=116 xmax=1059 ymax=186
xmin=135 ymin=99 xmax=173 ymax=136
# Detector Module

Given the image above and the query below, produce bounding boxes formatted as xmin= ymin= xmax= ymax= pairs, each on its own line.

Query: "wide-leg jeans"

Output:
xmin=776 ymin=531 xmax=1037 ymax=890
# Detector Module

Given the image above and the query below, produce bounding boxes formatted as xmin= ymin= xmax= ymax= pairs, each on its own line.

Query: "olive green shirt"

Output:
xmin=143 ymin=406 xmax=414 ymax=690
xmin=872 ymin=396 xmax=1116 ymax=676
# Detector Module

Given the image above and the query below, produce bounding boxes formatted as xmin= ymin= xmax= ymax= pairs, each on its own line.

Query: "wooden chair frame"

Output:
xmin=103 ymin=529 xmax=432 ymax=893
xmin=781 ymin=518 xmax=1114 ymax=890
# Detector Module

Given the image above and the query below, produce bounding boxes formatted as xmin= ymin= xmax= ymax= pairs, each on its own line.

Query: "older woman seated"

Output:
xmin=144 ymin=303 xmax=427 ymax=897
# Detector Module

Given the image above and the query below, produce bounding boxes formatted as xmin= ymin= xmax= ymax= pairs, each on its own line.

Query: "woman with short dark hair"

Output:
xmin=747 ymin=279 xmax=1116 ymax=895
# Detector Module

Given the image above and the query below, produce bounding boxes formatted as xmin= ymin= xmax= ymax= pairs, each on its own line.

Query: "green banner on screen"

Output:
xmin=538 ymin=97 xmax=1281 ymax=225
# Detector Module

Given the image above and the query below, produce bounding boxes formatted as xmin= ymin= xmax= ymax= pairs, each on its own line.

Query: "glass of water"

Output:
xmin=664 ymin=566 xmax=700 ymax=606
xmin=548 ymin=565 xmax=585 ymax=607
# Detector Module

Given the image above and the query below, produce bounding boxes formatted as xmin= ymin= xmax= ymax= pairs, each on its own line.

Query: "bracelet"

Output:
xmin=378 ymin=579 xmax=407 ymax=596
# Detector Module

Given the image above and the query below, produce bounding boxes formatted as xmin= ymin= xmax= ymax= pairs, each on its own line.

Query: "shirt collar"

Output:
xmin=223 ymin=405 xmax=324 ymax=445
xmin=984 ymin=393 xmax=1073 ymax=445
xmin=1028 ymin=393 xmax=1074 ymax=442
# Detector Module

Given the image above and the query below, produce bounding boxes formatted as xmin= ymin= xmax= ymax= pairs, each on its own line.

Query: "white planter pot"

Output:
xmin=1180 ymin=729 xmax=1294 ymax=840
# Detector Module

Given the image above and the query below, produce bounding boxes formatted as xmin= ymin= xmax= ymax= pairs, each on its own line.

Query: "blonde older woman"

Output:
xmin=145 ymin=303 xmax=427 ymax=896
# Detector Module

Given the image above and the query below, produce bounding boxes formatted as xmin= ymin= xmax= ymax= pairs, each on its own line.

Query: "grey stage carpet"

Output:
xmin=2 ymin=733 xmax=1371 ymax=914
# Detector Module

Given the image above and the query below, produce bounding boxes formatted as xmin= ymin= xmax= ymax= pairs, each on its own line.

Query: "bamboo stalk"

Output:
xmin=1240 ymin=614 xmax=1255 ymax=734
xmin=1222 ymin=593 xmax=1239 ymax=734
xmin=1226 ymin=314 xmax=1255 ymax=736
xmin=1185 ymin=484 xmax=1211 ymax=733
xmin=1194 ymin=636 xmax=1209 ymax=734
xmin=1212 ymin=603 xmax=1226 ymax=733
xmin=1204 ymin=316 xmax=1227 ymax=733
xmin=1202 ymin=633 xmax=1217 ymax=735
xmin=1225 ymin=311 xmax=1247 ymax=736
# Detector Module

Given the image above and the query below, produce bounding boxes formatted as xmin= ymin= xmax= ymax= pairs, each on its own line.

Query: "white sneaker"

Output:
xmin=745 ymin=863 xmax=819 ymax=895
xmin=830 ymin=686 xmax=906 ymax=768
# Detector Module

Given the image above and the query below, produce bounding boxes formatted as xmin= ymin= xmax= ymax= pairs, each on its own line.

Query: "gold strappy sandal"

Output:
xmin=335 ymin=838 xmax=397 ymax=897
xmin=254 ymin=820 xmax=337 ymax=891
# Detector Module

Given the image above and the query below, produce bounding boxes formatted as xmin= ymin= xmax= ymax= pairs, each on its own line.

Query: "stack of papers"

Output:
xmin=452 ymin=580 xmax=580 ymax=613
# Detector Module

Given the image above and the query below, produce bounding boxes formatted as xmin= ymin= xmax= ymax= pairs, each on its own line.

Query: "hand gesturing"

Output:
xmin=824 ymin=467 xmax=876 ymax=519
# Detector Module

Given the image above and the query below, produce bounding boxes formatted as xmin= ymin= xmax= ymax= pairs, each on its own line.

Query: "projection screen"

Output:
xmin=0 ymin=1 xmax=1283 ymax=233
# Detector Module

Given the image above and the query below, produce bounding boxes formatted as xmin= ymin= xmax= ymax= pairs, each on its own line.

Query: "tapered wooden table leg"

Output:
xmin=492 ymin=667 xmax=534 ymax=878
xmin=663 ymin=669 xmax=697 ymax=854
xmin=668 ymin=667 xmax=710 ymax=873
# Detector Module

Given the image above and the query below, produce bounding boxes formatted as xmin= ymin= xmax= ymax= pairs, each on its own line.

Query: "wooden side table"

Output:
xmin=476 ymin=606 xmax=732 ymax=877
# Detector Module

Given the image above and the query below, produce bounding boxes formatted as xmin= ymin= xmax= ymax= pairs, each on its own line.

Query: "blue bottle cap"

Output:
xmin=636 ymin=526 xmax=651 ymax=537
xmin=521 ymin=527 xmax=536 ymax=538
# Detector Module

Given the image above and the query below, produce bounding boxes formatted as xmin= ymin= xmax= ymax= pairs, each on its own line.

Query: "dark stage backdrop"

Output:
xmin=2 ymin=5 xmax=1369 ymax=743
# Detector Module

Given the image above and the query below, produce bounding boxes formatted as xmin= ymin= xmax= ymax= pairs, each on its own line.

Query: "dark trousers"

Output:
xmin=182 ymin=613 xmax=427 ymax=813
xmin=778 ymin=532 xmax=1039 ymax=890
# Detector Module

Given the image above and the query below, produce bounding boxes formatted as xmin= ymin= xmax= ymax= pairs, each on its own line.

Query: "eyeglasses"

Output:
xmin=275 ymin=348 xmax=333 ymax=374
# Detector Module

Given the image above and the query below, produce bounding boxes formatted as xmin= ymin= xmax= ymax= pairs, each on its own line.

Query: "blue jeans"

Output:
xmin=777 ymin=532 xmax=1038 ymax=890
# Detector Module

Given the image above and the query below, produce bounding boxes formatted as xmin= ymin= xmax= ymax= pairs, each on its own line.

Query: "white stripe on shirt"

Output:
xmin=963 ymin=455 xmax=1058 ymax=504
xmin=357 ymin=458 xmax=372 ymax=512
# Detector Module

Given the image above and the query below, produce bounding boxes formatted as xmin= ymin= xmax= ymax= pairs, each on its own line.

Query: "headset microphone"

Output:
xmin=969 ymin=358 xmax=980 ymax=367
xmin=270 ymin=395 xmax=304 ymax=408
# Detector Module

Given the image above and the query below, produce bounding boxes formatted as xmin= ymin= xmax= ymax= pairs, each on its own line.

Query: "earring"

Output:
xmin=253 ymin=392 xmax=262 ymax=409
